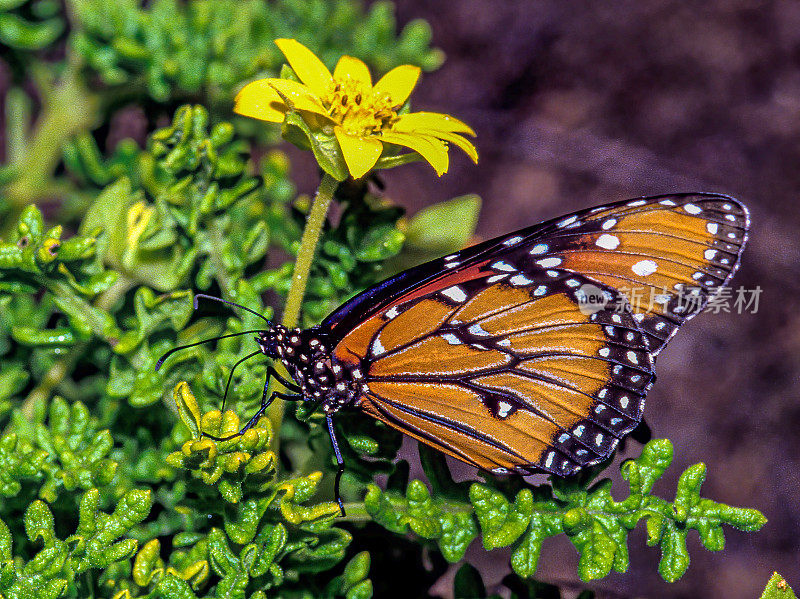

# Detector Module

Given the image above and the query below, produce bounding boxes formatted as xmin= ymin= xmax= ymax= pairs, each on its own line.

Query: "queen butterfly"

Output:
xmin=158 ymin=192 xmax=749 ymax=514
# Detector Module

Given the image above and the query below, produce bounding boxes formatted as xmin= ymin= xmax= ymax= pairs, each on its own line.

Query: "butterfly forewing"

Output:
xmin=323 ymin=192 xmax=748 ymax=476
xmin=506 ymin=193 xmax=750 ymax=355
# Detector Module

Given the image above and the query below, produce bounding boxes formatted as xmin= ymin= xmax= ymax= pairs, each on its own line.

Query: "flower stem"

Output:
xmin=267 ymin=172 xmax=339 ymax=441
xmin=4 ymin=59 xmax=98 ymax=212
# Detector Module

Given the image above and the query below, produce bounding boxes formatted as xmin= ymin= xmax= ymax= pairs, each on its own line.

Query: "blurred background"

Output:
xmin=372 ymin=2 xmax=798 ymax=597
xmin=1 ymin=0 xmax=797 ymax=597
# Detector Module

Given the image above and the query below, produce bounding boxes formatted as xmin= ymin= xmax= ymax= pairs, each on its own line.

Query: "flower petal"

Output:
xmin=381 ymin=131 xmax=449 ymax=176
xmin=394 ymin=112 xmax=476 ymax=136
xmin=334 ymin=127 xmax=383 ymax=179
xmin=234 ymin=79 xmax=289 ymax=122
xmin=374 ymin=65 xmax=421 ymax=106
xmin=426 ymin=130 xmax=478 ymax=163
xmin=333 ymin=55 xmax=372 ymax=89
xmin=274 ymin=38 xmax=333 ymax=98
xmin=267 ymin=79 xmax=329 ymax=117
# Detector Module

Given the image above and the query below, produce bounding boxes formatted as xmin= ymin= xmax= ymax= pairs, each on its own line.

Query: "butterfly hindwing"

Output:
xmin=335 ymin=264 xmax=655 ymax=475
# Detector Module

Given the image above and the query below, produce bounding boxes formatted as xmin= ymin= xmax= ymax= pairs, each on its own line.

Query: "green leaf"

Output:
xmin=760 ymin=573 xmax=797 ymax=599
xmin=404 ymin=194 xmax=481 ymax=254
xmin=453 ymin=563 xmax=487 ymax=599
xmin=282 ymin=111 xmax=348 ymax=182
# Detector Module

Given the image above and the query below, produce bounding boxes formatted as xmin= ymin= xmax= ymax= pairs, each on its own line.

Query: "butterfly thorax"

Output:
xmin=257 ymin=324 xmax=363 ymax=414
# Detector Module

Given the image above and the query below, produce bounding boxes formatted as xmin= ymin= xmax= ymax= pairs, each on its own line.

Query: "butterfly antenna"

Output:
xmin=194 ymin=293 xmax=270 ymax=324
xmin=155 ymin=330 xmax=266 ymax=371
xmin=221 ymin=350 xmax=261 ymax=413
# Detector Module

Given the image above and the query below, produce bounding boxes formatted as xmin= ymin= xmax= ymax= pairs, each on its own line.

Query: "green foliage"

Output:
xmin=366 ymin=440 xmax=767 ymax=584
xmin=0 ymin=0 xmax=63 ymax=55
xmin=71 ymin=0 xmax=442 ymax=105
xmin=760 ymin=573 xmax=797 ymax=599
xmin=0 ymin=102 xmax=486 ymax=597
xmin=1 ymin=0 xmax=442 ymax=221
xmin=0 ymin=2 xmax=768 ymax=592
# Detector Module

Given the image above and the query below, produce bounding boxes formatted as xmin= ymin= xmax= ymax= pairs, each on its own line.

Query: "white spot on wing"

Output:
xmin=596 ymin=234 xmax=620 ymax=250
xmin=707 ymin=222 xmax=719 ymax=234
xmin=659 ymin=199 xmax=676 ymax=206
xmin=529 ymin=243 xmax=548 ymax=255
xmin=558 ymin=216 xmax=578 ymax=228
xmin=372 ymin=337 xmax=386 ymax=356
xmin=442 ymin=286 xmax=467 ymax=302
xmin=468 ymin=323 xmax=491 ymax=337
xmin=684 ymin=203 xmax=702 ymax=215
xmin=497 ymin=338 xmax=511 ymax=347
xmin=599 ymin=348 xmax=610 ymax=357
xmin=602 ymin=218 xmax=617 ymax=230
xmin=487 ymin=274 xmax=508 ymax=283
xmin=503 ymin=235 xmax=524 ymax=246
xmin=628 ymin=200 xmax=646 ymax=207
xmin=534 ymin=285 xmax=547 ymax=296
xmin=632 ymin=259 xmax=658 ymax=276
xmin=537 ymin=257 xmax=562 ymax=268
xmin=492 ymin=261 xmax=516 ymax=272
xmin=626 ymin=350 xmax=639 ymax=364
xmin=620 ymin=396 xmax=629 ymax=409
xmin=497 ymin=401 xmax=513 ymax=417
xmin=385 ymin=306 xmax=401 ymax=320
xmin=510 ymin=274 xmax=533 ymax=286
xmin=441 ymin=333 xmax=462 ymax=345
xmin=704 ymin=249 xmax=717 ymax=260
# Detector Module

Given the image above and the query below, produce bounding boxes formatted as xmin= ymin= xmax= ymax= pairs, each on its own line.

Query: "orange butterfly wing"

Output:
xmin=323 ymin=193 xmax=749 ymax=475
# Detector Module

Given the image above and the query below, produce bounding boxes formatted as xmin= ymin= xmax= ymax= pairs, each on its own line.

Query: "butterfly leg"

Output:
xmin=326 ymin=415 xmax=346 ymax=517
xmin=265 ymin=365 xmax=301 ymax=392
xmin=205 ymin=371 xmax=302 ymax=441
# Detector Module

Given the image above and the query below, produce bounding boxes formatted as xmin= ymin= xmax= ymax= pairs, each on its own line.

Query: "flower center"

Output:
xmin=324 ymin=78 xmax=399 ymax=136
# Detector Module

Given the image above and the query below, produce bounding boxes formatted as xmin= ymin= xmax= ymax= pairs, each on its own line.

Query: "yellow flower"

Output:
xmin=235 ymin=39 xmax=477 ymax=179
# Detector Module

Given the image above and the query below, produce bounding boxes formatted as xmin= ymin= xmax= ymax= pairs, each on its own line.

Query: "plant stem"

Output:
xmin=280 ymin=173 xmax=338 ymax=328
xmin=338 ymin=502 xmax=371 ymax=522
xmin=4 ymin=59 xmax=99 ymax=212
xmin=266 ymin=172 xmax=338 ymax=444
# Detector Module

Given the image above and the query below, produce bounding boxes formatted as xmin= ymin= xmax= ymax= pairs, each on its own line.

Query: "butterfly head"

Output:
xmin=255 ymin=323 xmax=285 ymax=359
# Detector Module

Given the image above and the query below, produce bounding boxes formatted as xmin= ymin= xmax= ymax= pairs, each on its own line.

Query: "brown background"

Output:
xmin=349 ymin=2 xmax=797 ymax=598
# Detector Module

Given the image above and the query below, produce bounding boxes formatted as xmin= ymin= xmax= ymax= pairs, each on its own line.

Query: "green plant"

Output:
xmin=0 ymin=2 xmax=768 ymax=597
xmin=0 ymin=100 xmax=767 ymax=598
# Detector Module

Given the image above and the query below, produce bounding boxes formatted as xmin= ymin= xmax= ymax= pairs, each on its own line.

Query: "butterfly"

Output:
xmin=158 ymin=192 xmax=749 ymax=514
